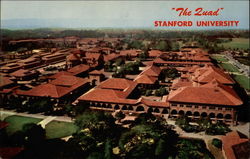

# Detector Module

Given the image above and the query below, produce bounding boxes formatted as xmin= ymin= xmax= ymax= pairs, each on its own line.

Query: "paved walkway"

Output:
xmin=38 ymin=116 xmax=57 ymax=128
xmin=0 ymin=110 xmax=17 ymax=120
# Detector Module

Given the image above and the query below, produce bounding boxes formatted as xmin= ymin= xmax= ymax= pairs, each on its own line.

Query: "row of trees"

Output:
xmin=1 ymin=96 xmax=76 ymax=116
xmin=3 ymin=29 xmax=249 ymax=41
xmin=127 ymin=39 xmax=181 ymax=52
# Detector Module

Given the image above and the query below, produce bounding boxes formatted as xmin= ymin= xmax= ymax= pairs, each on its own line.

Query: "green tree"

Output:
xmin=155 ymin=40 xmax=172 ymax=51
xmin=128 ymin=40 xmax=144 ymax=49
xmin=74 ymin=111 xmax=116 ymax=141
xmin=160 ymin=68 xmax=180 ymax=80
xmin=119 ymin=123 xmax=178 ymax=159
xmin=171 ymin=42 xmax=180 ymax=51
xmin=145 ymin=90 xmax=153 ymax=96
xmin=155 ymin=87 xmax=168 ymax=96
xmin=155 ymin=138 xmax=167 ymax=158
xmin=22 ymin=123 xmax=46 ymax=147
xmin=65 ymin=102 xmax=73 ymax=116
xmin=104 ymin=139 xmax=113 ymax=159
xmin=115 ymin=58 xmax=124 ymax=66
xmin=68 ymin=132 xmax=96 ymax=153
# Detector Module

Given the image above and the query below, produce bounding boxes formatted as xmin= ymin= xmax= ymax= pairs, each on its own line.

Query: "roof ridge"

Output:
xmin=218 ymin=85 xmax=243 ymax=105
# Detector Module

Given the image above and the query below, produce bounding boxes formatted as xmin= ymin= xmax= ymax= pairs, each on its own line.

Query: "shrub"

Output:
xmin=212 ymin=138 xmax=222 ymax=149
xmin=205 ymin=122 xmax=231 ymax=135
xmin=155 ymin=87 xmax=168 ymax=96
xmin=145 ymin=90 xmax=153 ymax=96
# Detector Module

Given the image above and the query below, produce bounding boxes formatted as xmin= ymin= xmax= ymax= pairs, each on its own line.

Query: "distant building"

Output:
xmin=75 ymin=78 xmax=169 ymax=115
xmin=134 ymin=65 xmax=162 ymax=88
xmin=120 ymin=49 xmax=142 ymax=60
xmin=167 ymin=79 xmax=242 ymax=125
xmin=89 ymin=70 xmax=105 ymax=86
xmin=153 ymin=47 xmax=212 ymax=67
xmin=16 ymin=74 xmax=90 ymax=108
xmin=10 ymin=69 xmax=40 ymax=81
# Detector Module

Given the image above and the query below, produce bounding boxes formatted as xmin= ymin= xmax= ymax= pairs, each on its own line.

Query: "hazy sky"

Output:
xmin=1 ymin=1 xmax=249 ymax=29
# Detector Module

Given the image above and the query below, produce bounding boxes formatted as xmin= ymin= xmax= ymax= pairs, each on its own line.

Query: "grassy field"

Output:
xmin=45 ymin=121 xmax=78 ymax=139
xmin=218 ymin=38 xmax=249 ymax=50
xmin=219 ymin=63 xmax=239 ymax=72
xmin=4 ymin=115 xmax=42 ymax=135
xmin=211 ymin=55 xmax=228 ymax=62
xmin=233 ymin=75 xmax=250 ymax=90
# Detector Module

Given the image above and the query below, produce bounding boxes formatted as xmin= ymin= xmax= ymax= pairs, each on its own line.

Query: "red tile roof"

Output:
xmin=89 ymin=70 xmax=103 ymax=75
xmin=138 ymin=97 xmax=169 ymax=107
xmin=0 ymin=76 xmax=13 ymax=87
xmin=140 ymin=65 xmax=161 ymax=77
xmin=168 ymin=79 xmax=242 ymax=106
xmin=78 ymin=88 xmax=137 ymax=104
xmin=193 ymin=65 xmax=235 ymax=85
xmin=120 ymin=49 xmax=142 ymax=57
xmin=221 ymin=131 xmax=249 ymax=159
xmin=171 ymin=78 xmax=193 ymax=90
xmin=85 ymin=53 xmax=101 ymax=60
xmin=78 ymin=89 xmax=169 ymax=107
xmin=16 ymin=75 xmax=88 ymax=98
xmin=104 ymin=53 xmax=121 ymax=62
xmin=134 ymin=74 xmax=157 ymax=84
xmin=48 ymin=71 xmax=73 ymax=79
xmin=97 ymin=78 xmax=136 ymax=91
xmin=10 ymin=69 xmax=37 ymax=77
xmin=50 ymin=75 xmax=83 ymax=87
xmin=67 ymin=64 xmax=90 ymax=75
xmin=188 ymin=65 xmax=200 ymax=73
xmin=16 ymin=83 xmax=68 ymax=98
xmin=66 ymin=54 xmax=81 ymax=61
xmin=148 ymin=50 xmax=163 ymax=57
xmin=142 ymin=61 xmax=154 ymax=66
xmin=176 ymin=67 xmax=191 ymax=72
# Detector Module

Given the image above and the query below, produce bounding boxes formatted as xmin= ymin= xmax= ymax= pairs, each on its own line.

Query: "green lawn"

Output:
xmin=218 ymin=38 xmax=249 ymax=50
xmin=233 ymin=75 xmax=250 ymax=90
xmin=211 ymin=55 xmax=228 ymax=62
xmin=4 ymin=115 xmax=42 ymax=135
xmin=219 ymin=63 xmax=239 ymax=72
xmin=45 ymin=121 xmax=78 ymax=139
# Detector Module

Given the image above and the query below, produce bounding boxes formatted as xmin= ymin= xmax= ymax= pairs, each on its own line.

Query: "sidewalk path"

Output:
xmin=0 ymin=110 xmax=17 ymax=120
xmin=38 ymin=116 xmax=57 ymax=128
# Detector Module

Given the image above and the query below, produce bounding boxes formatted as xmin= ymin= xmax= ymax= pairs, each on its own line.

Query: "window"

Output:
xmin=209 ymin=106 xmax=215 ymax=110
xmin=226 ymin=108 xmax=231 ymax=111
xmin=172 ymin=104 xmax=177 ymax=107
xmin=180 ymin=105 xmax=184 ymax=107
xmin=186 ymin=105 xmax=192 ymax=108
xmin=218 ymin=107 xmax=222 ymax=110
xmin=195 ymin=106 xmax=199 ymax=108
xmin=202 ymin=106 xmax=206 ymax=109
